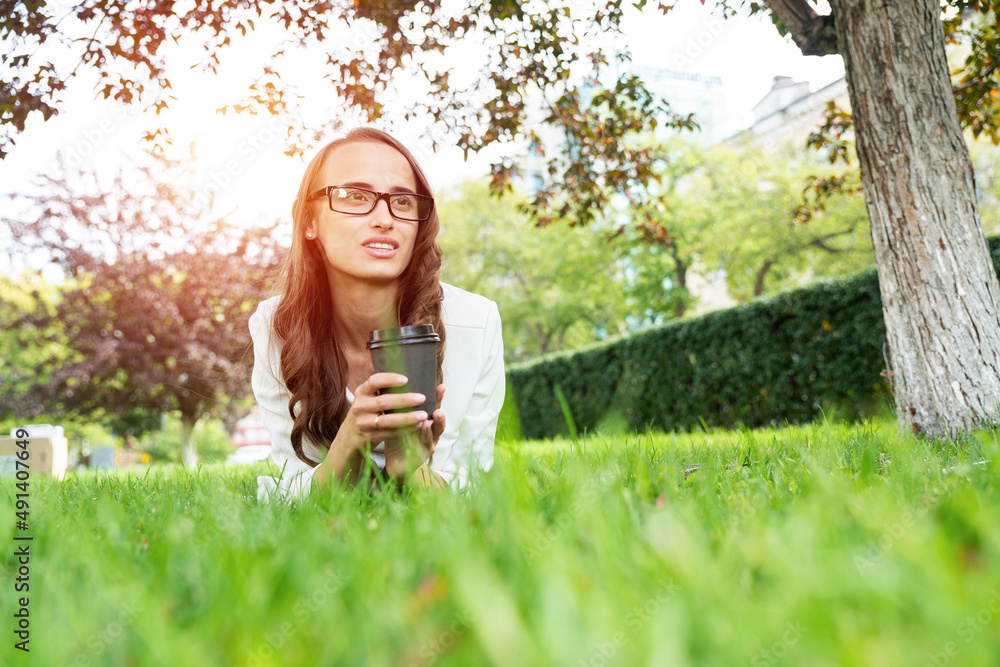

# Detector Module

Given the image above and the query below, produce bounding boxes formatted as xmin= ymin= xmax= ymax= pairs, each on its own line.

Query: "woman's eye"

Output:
xmin=392 ymin=196 xmax=415 ymax=208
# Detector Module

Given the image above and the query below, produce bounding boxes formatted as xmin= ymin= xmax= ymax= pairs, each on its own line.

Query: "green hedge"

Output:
xmin=507 ymin=236 xmax=1000 ymax=439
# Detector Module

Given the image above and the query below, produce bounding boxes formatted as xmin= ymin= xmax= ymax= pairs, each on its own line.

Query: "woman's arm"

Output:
xmin=382 ymin=383 xmax=448 ymax=486
xmin=411 ymin=461 xmax=448 ymax=488
xmin=311 ymin=372 xmax=433 ymax=489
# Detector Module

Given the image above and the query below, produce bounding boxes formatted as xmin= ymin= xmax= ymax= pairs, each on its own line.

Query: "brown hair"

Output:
xmin=270 ymin=127 xmax=445 ymax=466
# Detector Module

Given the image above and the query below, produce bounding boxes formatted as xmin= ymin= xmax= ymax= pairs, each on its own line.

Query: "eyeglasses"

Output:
xmin=307 ymin=186 xmax=434 ymax=222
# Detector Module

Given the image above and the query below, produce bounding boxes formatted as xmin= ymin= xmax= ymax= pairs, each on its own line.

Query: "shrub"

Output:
xmin=507 ymin=236 xmax=1000 ymax=439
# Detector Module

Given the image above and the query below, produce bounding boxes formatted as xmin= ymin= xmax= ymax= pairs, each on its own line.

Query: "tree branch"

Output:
xmin=807 ymin=226 xmax=860 ymax=254
xmin=765 ymin=0 xmax=839 ymax=56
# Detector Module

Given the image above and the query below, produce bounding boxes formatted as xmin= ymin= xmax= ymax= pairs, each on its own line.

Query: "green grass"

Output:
xmin=3 ymin=418 xmax=1000 ymax=666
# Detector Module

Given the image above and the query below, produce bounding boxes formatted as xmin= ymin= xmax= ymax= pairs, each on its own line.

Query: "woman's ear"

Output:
xmin=298 ymin=203 xmax=314 ymax=240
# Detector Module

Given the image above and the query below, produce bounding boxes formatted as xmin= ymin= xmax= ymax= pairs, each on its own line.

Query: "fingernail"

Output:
xmin=413 ymin=394 xmax=426 ymax=404
xmin=396 ymin=375 xmax=408 ymax=384
xmin=414 ymin=411 xmax=428 ymax=421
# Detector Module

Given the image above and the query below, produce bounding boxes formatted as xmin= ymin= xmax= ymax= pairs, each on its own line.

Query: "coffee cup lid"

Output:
xmin=367 ymin=324 xmax=440 ymax=347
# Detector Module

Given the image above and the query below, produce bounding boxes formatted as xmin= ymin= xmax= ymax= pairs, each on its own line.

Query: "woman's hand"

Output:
xmin=385 ymin=383 xmax=446 ymax=482
xmin=314 ymin=374 xmax=435 ymax=489
xmin=338 ymin=373 xmax=432 ymax=452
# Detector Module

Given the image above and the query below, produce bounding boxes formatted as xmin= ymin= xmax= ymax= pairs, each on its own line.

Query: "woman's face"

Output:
xmin=307 ymin=139 xmax=421 ymax=291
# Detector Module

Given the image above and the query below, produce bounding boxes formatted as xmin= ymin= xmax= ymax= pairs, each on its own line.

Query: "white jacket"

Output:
xmin=249 ymin=282 xmax=505 ymax=502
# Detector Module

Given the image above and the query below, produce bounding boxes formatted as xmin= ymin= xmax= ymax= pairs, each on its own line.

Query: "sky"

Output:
xmin=0 ymin=2 xmax=845 ymax=278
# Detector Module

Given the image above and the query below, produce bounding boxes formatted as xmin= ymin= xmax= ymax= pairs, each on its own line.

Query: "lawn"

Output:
xmin=2 ymin=418 xmax=999 ymax=666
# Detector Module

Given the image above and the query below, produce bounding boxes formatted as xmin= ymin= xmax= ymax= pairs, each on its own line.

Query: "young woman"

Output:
xmin=250 ymin=128 xmax=505 ymax=502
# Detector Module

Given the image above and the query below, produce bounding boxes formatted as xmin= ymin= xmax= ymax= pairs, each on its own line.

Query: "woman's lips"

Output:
xmin=363 ymin=237 xmax=399 ymax=258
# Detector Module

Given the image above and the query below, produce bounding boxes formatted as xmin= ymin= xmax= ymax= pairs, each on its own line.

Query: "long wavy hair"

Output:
xmin=270 ymin=128 xmax=445 ymax=467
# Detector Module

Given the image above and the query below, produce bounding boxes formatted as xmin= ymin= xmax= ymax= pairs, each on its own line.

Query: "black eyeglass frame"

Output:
xmin=307 ymin=185 xmax=435 ymax=222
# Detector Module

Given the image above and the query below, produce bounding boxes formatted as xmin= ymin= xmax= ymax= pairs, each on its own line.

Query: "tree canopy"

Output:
xmin=437 ymin=180 xmax=681 ymax=361
xmin=694 ymin=141 xmax=871 ymax=300
xmin=0 ymin=151 xmax=284 ymax=464
xmin=2 ymin=0 xmax=699 ymax=223
xmin=2 ymin=2 xmax=997 ymax=213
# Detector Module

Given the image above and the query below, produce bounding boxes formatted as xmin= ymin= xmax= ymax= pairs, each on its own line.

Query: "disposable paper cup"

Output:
xmin=367 ymin=324 xmax=440 ymax=417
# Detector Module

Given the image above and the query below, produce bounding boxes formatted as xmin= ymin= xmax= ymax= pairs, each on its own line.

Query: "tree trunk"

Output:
xmin=536 ymin=323 xmax=551 ymax=356
xmin=180 ymin=414 xmax=199 ymax=468
xmin=828 ymin=0 xmax=1000 ymax=436
xmin=672 ymin=250 xmax=688 ymax=318
xmin=754 ymin=259 xmax=775 ymax=297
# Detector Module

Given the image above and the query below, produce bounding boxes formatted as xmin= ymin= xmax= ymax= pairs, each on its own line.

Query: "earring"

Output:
xmin=305 ymin=230 xmax=315 ymax=239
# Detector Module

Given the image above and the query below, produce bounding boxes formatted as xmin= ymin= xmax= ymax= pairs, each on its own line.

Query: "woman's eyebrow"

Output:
xmin=341 ymin=180 xmax=417 ymax=194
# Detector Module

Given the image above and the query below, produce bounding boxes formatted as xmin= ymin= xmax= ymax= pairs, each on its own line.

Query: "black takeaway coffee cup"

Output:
xmin=366 ymin=324 xmax=440 ymax=418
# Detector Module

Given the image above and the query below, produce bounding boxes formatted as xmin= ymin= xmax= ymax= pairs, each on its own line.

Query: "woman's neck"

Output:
xmin=329 ymin=278 xmax=399 ymax=352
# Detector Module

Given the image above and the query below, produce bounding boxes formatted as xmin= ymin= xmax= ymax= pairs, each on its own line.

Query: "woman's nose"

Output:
xmin=369 ymin=198 xmax=395 ymax=229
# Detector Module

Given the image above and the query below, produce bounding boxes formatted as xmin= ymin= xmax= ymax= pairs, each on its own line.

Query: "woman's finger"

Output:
xmin=351 ymin=386 xmax=426 ymax=415
xmin=431 ymin=411 xmax=446 ymax=439
xmin=355 ymin=373 xmax=432 ymax=414
xmin=368 ymin=410 xmax=428 ymax=433
xmin=355 ymin=372 xmax=410 ymax=397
